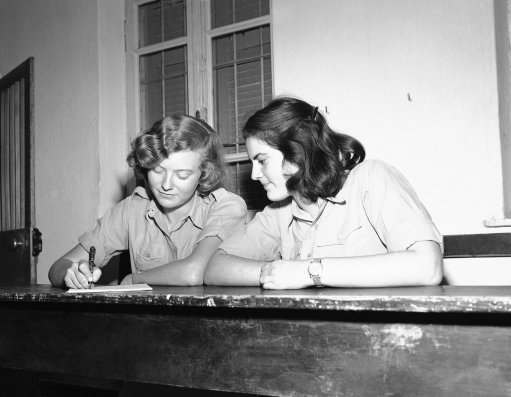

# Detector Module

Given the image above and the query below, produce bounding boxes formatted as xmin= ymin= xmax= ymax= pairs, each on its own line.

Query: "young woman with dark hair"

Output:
xmin=205 ymin=96 xmax=442 ymax=289
xmin=49 ymin=114 xmax=247 ymax=289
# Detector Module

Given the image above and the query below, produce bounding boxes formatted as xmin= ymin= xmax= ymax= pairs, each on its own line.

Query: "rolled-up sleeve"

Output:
xmin=219 ymin=204 xmax=282 ymax=261
xmin=363 ymin=161 xmax=443 ymax=252
xmin=198 ymin=190 xmax=248 ymax=242
xmin=78 ymin=197 xmax=131 ymax=267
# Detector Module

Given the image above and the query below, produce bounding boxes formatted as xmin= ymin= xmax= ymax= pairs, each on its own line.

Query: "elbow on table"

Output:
xmin=180 ymin=267 xmax=206 ymax=286
xmin=419 ymin=247 xmax=443 ymax=286
xmin=203 ymin=251 xmax=225 ymax=285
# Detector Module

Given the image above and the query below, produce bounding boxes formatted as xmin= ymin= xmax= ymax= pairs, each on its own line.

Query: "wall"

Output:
xmin=495 ymin=0 xmax=511 ymax=218
xmin=272 ymin=0 xmax=507 ymax=235
xmin=1 ymin=0 xmax=510 ymax=284
xmin=0 ymin=0 xmax=127 ymax=284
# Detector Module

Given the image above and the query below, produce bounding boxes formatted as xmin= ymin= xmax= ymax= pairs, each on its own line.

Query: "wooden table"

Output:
xmin=1 ymin=285 xmax=511 ymax=396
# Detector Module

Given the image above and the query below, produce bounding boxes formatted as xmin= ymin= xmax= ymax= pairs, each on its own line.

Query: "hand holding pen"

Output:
xmin=63 ymin=246 xmax=102 ymax=289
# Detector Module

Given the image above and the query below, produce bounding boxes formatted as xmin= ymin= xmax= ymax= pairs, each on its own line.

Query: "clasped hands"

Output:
xmin=259 ymin=259 xmax=313 ymax=290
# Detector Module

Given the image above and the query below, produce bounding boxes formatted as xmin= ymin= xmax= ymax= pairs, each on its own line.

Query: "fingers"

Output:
xmin=64 ymin=261 xmax=100 ymax=289
xmin=92 ymin=267 xmax=102 ymax=283
xmin=259 ymin=262 xmax=272 ymax=285
xmin=64 ymin=262 xmax=89 ymax=289
xmin=260 ymin=262 xmax=281 ymax=289
xmin=120 ymin=274 xmax=133 ymax=285
xmin=77 ymin=262 xmax=93 ymax=282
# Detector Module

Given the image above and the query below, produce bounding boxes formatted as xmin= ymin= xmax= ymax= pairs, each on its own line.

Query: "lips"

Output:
xmin=158 ymin=191 xmax=175 ymax=197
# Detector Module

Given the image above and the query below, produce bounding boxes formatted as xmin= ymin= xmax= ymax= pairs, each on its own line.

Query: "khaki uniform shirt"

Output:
xmin=79 ymin=186 xmax=247 ymax=273
xmin=219 ymin=160 xmax=442 ymax=261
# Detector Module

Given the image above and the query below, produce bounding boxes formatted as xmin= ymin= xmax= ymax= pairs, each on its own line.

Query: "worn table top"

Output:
xmin=1 ymin=284 xmax=511 ymax=313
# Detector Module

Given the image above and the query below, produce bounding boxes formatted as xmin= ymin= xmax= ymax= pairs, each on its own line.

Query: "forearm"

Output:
xmin=133 ymin=259 xmax=205 ymax=286
xmin=321 ymin=243 xmax=442 ymax=287
xmin=204 ymin=251 xmax=265 ymax=286
xmin=133 ymin=236 xmax=223 ymax=286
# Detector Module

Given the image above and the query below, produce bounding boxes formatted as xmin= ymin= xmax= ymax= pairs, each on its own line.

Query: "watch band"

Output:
xmin=308 ymin=258 xmax=323 ymax=287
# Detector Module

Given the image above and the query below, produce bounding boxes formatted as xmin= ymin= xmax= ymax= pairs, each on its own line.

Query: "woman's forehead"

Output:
xmin=160 ymin=149 xmax=202 ymax=169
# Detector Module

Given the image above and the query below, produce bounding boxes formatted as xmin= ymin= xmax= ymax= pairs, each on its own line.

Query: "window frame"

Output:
xmin=125 ymin=0 xmax=272 ymax=161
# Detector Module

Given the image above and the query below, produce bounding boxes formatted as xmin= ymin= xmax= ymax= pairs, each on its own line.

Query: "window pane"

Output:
xmin=140 ymin=46 xmax=187 ymax=129
xmin=236 ymin=28 xmax=261 ymax=61
xmin=139 ymin=0 xmax=186 ymax=47
xmin=211 ymin=0 xmax=269 ymax=28
xmin=215 ymin=66 xmax=236 ymax=153
xmin=213 ymin=25 xmax=272 ymax=209
xmin=237 ymin=60 xmax=261 ymax=132
xmin=263 ymin=56 xmax=272 ymax=104
xmin=213 ymin=25 xmax=271 ymax=150
xmin=164 ymin=46 xmax=187 ymax=115
xmin=139 ymin=1 xmax=162 ymax=47
xmin=225 ymin=162 xmax=269 ymax=210
xmin=163 ymin=0 xmax=186 ymax=41
xmin=140 ymin=52 xmax=163 ymax=129
xmin=213 ymin=35 xmax=234 ymax=66
xmin=211 ymin=0 xmax=233 ymax=28
xmin=234 ymin=0 xmax=265 ymax=24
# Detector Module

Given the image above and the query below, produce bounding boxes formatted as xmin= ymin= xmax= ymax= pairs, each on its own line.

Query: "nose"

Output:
xmin=161 ymin=171 xmax=173 ymax=191
xmin=251 ymin=162 xmax=262 ymax=181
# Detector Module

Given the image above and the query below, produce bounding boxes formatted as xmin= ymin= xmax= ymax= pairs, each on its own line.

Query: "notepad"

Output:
xmin=66 ymin=283 xmax=152 ymax=293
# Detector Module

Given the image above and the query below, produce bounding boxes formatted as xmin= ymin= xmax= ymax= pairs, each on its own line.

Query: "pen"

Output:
xmin=88 ymin=246 xmax=96 ymax=289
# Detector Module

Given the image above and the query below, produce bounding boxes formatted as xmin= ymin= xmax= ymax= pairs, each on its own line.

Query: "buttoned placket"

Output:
xmin=146 ymin=206 xmax=178 ymax=260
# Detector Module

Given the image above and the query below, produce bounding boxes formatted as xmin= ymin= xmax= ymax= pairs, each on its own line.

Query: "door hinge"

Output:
xmin=32 ymin=227 xmax=42 ymax=257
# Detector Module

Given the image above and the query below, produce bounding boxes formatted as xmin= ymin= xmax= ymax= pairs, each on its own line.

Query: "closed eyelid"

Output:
xmin=253 ymin=154 xmax=268 ymax=162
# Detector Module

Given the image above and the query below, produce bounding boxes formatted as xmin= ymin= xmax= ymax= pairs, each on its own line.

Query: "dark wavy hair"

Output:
xmin=243 ymin=97 xmax=365 ymax=202
xmin=127 ymin=114 xmax=225 ymax=195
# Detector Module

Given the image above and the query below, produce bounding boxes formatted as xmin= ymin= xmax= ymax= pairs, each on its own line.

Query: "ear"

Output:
xmin=282 ymin=161 xmax=299 ymax=176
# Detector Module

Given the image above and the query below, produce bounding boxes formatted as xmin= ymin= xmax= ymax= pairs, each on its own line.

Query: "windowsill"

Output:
xmin=483 ymin=217 xmax=511 ymax=227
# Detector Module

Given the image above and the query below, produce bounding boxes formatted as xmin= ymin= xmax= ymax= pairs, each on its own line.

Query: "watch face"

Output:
xmin=308 ymin=260 xmax=322 ymax=276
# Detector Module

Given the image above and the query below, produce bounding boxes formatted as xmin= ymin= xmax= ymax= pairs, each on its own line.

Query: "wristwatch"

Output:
xmin=308 ymin=258 xmax=323 ymax=287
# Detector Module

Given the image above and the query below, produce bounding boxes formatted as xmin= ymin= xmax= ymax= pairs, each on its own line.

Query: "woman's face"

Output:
xmin=246 ymin=137 xmax=298 ymax=202
xmin=147 ymin=150 xmax=202 ymax=213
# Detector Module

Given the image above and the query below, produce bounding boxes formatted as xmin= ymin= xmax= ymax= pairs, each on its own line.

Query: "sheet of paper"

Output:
xmin=66 ymin=283 xmax=152 ymax=293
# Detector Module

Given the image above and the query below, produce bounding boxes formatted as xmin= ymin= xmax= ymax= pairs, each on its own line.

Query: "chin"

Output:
xmin=266 ymin=190 xmax=289 ymax=202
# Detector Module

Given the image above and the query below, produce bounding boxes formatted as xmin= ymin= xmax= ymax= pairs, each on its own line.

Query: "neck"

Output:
xmin=293 ymin=196 xmax=326 ymax=219
xmin=162 ymin=193 xmax=197 ymax=223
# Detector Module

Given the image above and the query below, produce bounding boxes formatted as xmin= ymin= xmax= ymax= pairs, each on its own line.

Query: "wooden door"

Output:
xmin=0 ymin=58 xmax=40 ymax=285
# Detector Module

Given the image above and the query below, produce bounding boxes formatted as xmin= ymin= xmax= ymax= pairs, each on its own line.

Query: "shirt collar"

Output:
xmin=140 ymin=186 xmax=217 ymax=230
xmin=288 ymin=190 xmax=347 ymax=228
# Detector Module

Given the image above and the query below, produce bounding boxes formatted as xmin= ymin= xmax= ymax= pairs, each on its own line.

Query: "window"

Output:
xmin=127 ymin=0 xmax=271 ymax=209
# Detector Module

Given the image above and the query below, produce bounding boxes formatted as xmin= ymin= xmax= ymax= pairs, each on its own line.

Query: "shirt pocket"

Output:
xmin=314 ymin=223 xmax=363 ymax=257
xmin=317 ymin=223 xmax=362 ymax=246
xmin=134 ymin=231 xmax=173 ymax=271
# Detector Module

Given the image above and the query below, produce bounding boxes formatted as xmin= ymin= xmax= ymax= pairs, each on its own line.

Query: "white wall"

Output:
xmin=1 ymin=0 xmax=510 ymax=284
xmin=0 ymin=0 xmax=127 ymax=284
xmin=272 ymin=0 xmax=507 ymax=235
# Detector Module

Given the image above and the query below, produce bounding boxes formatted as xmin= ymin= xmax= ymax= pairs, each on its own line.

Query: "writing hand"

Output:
xmin=64 ymin=261 xmax=102 ymax=289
